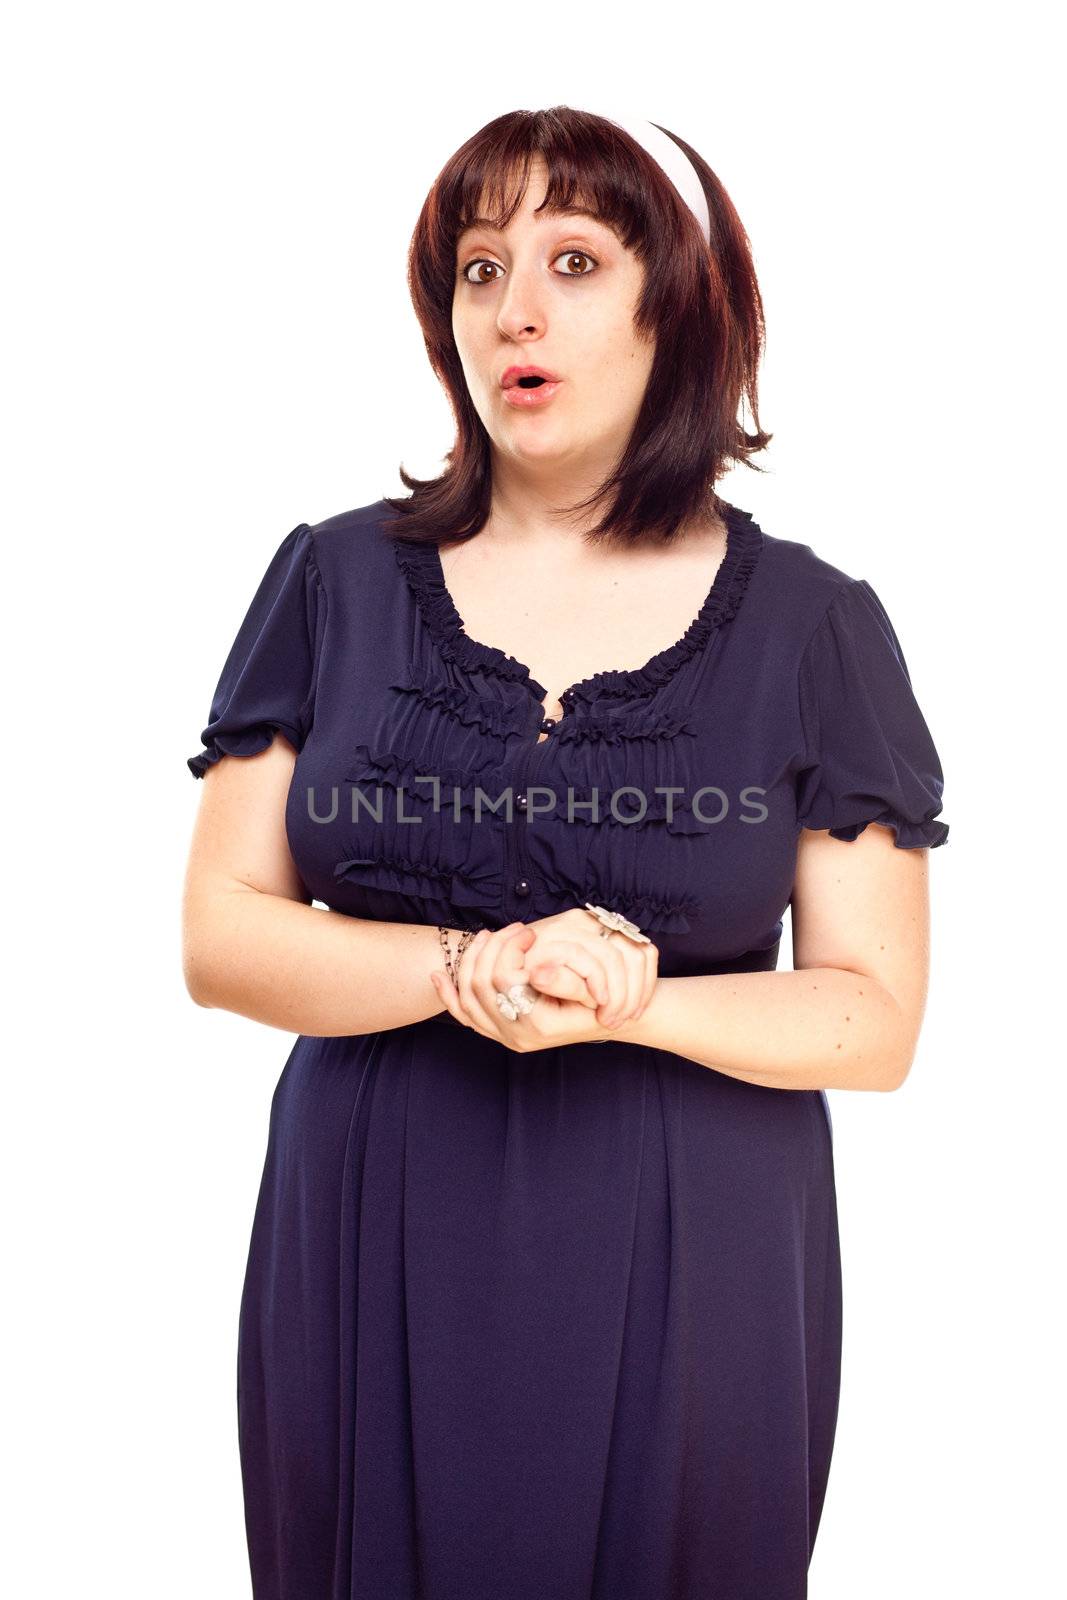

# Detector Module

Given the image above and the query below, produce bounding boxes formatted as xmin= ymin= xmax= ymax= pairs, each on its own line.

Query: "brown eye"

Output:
xmin=553 ymin=250 xmax=596 ymax=277
xmin=461 ymin=260 xmax=503 ymax=285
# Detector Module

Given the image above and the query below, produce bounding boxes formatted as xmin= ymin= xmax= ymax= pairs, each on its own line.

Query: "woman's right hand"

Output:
xmin=516 ymin=907 xmax=659 ymax=1029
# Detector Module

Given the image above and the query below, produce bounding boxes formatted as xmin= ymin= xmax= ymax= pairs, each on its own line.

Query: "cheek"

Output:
xmin=452 ymin=345 xmax=489 ymax=413
xmin=587 ymin=347 xmax=650 ymax=413
xmin=451 ymin=308 xmax=478 ymax=370
xmin=620 ymin=342 xmax=655 ymax=403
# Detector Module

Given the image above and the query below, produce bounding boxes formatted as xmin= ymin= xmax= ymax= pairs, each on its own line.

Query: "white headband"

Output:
xmin=595 ymin=112 xmax=711 ymax=246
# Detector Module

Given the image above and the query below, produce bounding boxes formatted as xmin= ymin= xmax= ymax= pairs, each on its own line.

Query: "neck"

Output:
xmin=481 ymin=498 xmax=726 ymax=565
xmin=483 ymin=471 xmax=724 ymax=562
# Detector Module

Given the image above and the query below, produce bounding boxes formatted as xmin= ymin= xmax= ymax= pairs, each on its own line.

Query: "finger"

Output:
xmin=599 ymin=938 xmax=646 ymax=1028
xmin=528 ymin=938 xmax=624 ymax=1014
xmin=453 ymin=927 xmax=496 ymax=1036
xmin=464 ymin=924 xmax=531 ymax=1039
xmin=524 ymin=922 xmax=631 ymax=1014
xmin=490 ymin=921 xmax=539 ymax=1000
xmin=485 ymin=924 xmax=544 ymax=1026
xmin=519 ymin=933 xmax=601 ymax=1007
xmin=522 ymin=937 xmax=602 ymax=1005
xmin=488 ymin=924 xmax=548 ymax=1033
xmin=523 ymin=957 xmax=594 ymax=1006
xmin=461 ymin=926 xmax=504 ymax=1037
xmin=635 ymin=941 xmax=659 ymax=1019
xmin=486 ymin=924 xmax=542 ymax=1038
xmin=629 ymin=941 xmax=657 ymax=1021
xmin=621 ymin=941 xmax=644 ymax=1024
xmin=584 ymin=934 xmax=632 ymax=1027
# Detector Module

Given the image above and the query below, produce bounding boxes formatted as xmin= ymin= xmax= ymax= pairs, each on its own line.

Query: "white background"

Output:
xmin=4 ymin=3 xmax=1062 ymax=1595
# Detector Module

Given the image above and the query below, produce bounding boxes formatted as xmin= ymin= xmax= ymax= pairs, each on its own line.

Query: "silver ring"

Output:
xmin=583 ymin=902 xmax=651 ymax=945
xmin=495 ymin=981 xmax=539 ymax=1021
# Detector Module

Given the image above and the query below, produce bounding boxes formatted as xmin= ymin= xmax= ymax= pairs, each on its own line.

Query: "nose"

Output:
xmin=494 ymin=257 xmax=547 ymax=342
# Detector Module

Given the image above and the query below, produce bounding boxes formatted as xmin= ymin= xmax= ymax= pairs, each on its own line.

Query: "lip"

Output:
xmin=500 ymin=378 xmax=563 ymax=409
xmin=500 ymin=364 xmax=562 ymax=389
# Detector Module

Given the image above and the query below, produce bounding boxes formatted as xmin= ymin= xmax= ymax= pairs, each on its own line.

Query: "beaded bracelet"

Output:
xmin=437 ymin=924 xmax=482 ymax=985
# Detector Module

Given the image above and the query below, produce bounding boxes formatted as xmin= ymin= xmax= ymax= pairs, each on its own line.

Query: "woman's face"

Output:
xmin=451 ymin=154 xmax=655 ymax=479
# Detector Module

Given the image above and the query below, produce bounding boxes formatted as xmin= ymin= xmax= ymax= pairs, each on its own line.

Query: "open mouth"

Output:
xmin=500 ymin=370 xmax=563 ymax=406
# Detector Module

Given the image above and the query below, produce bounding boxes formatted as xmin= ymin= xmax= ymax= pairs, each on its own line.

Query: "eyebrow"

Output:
xmin=460 ymin=205 xmax=609 ymax=232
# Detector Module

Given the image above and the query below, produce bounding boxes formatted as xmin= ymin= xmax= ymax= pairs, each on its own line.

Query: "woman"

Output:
xmin=183 ymin=107 xmax=949 ymax=1600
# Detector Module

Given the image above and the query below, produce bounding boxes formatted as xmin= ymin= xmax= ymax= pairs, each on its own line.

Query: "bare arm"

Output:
xmin=611 ymin=822 xmax=931 ymax=1093
xmin=182 ymin=735 xmax=463 ymax=1036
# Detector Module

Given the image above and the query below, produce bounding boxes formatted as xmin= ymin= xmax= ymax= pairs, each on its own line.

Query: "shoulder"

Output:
xmin=750 ymin=523 xmax=867 ymax=642
xmin=301 ymin=497 xmax=403 ymax=590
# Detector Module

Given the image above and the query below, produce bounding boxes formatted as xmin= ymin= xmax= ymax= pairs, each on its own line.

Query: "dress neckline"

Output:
xmin=391 ymin=500 xmax=763 ymax=711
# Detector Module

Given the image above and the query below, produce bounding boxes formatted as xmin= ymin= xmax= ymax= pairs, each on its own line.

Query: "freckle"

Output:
xmin=845 ymin=1015 xmax=850 ymax=1021
xmin=836 ymin=1042 xmax=842 ymax=1049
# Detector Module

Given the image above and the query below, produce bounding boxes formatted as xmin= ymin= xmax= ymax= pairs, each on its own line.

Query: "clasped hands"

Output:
xmin=429 ymin=906 xmax=659 ymax=1051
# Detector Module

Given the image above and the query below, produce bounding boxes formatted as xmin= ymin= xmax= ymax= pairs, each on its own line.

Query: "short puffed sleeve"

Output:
xmin=187 ymin=523 xmax=326 ymax=779
xmin=795 ymin=577 xmax=949 ymax=848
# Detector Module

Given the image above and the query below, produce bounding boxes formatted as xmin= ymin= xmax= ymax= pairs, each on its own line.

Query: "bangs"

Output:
xmin=447 ymin=118 xmax=656 ymax=253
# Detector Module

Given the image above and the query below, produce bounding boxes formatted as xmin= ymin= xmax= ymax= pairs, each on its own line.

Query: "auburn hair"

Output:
xmin=380 ymin=106 xmax=771 ymax=549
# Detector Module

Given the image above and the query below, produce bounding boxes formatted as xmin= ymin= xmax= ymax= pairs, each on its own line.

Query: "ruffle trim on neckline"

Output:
xmin=392 ymin=537 xmax=533 ymax=687
xmin=391 ymin=501 xmax=763 ymax=707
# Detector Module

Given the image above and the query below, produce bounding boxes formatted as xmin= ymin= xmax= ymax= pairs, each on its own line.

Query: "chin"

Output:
xmin=500 ymin=429 xmax=570 ymax=462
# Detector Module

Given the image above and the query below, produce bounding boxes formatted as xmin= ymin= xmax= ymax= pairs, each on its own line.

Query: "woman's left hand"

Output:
xmin=430 ymin=923 xmax=645 ymax=1051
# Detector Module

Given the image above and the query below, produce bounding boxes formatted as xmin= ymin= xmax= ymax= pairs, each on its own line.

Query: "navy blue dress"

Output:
xmin=188 ymin=499 xmax=948 ymax=1600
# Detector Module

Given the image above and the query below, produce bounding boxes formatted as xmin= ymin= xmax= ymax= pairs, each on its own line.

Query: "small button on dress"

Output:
xmin=188 ymin=498 xmax=949 ymax=1599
